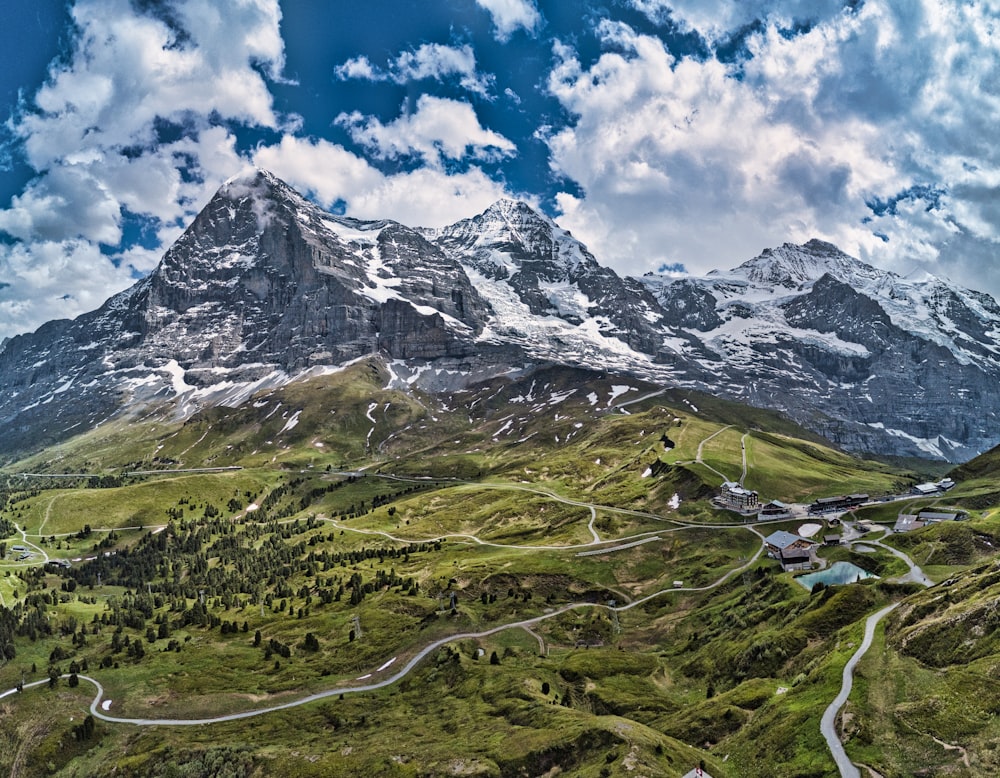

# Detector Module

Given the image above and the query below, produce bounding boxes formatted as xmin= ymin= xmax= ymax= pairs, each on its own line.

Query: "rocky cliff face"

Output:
xmin=2 ymin=171 xmax=1000 ymax=462
xmin=642 ymin=241 xmax=1000 ymax=460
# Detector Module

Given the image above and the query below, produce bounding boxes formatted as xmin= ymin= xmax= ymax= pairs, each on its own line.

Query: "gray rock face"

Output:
xmin=3 ymin=171 xmax=1000 ymax=462
xmin=643 ymin=242 xmax=1000 ymax=460
xmin=430 ymin=200 xmax=670 ymax=357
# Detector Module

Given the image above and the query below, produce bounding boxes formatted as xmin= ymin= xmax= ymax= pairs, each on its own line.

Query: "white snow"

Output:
xmin=161 ymin=359 xmax=194 ymax=395
xmin=607 ymin=385 xmax=634 ymax=405
xmin=280 ymin=410 xmax=302 ymax=434
xmin=797 ymin=523 xmax=823 ymax=538
xmin=866 ymin=422 xmax=950 ymax=458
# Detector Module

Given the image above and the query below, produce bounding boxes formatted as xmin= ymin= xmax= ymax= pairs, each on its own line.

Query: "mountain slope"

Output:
xmin=3 ymin=171 xmax=1000 ymax=462
xmin=642 ymin=240 xmax=1000 ymax=460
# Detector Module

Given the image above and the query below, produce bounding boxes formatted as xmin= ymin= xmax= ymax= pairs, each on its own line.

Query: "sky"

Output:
xmin=0 ymin=0 xmax=998 ymax=340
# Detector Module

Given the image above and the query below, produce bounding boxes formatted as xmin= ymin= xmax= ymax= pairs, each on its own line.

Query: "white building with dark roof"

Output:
xmin=717 ymin=481 xmax=760 ymax=513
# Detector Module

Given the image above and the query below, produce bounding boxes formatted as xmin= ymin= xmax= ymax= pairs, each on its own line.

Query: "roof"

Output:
xmin=913 ymin=483 xmax=940 ymax=494
xmin=764 ymin=530 xmax=814 ymax=549
xmin=780 ymin=547 xmax=811 ymax=561
xmin=917 ymin=511 xmax=960 ymax=521
xmin=894 ymin=515 xmax=925 ymax=531
xmin=763 ymin=500 xmax=789 ymax=508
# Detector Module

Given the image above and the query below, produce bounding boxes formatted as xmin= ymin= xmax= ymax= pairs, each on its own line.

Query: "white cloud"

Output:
xmin=0 ymin=0 xmax=287 ymax=338
xmin=335 ymin=43 xmax=493 ymax=96
xmin=252 ymin=134 xmax=515 ymax=228
xmin=252 ymin=135 xmax=385 ymax=204
xmin=0 ymin=239 xmax=137 ymax=339
xmin=336 ymin=95 xmax=516 ymax=166
xmin=627 ymin=0 xmax=852 ymax=42
xmin=544 ymin=5 xmax=1000 ymax=293
xmin=475 ymin=0 xmax=541 ymax=41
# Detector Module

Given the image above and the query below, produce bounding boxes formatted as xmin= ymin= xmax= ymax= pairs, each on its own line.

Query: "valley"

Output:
xmin=1 ymin=359 xmax=998 ymax=777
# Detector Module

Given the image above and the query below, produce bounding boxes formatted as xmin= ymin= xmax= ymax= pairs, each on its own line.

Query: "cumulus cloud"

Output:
xmin=336 ymin=95 xmax=516 ymax=167
xmin=627 ymin=0 xmax=852 ymax=41
xmin=252 ymin=135 xmax=514 ymax=227
xmin=544 ymin=4 xmax=1000 ymax=291
xmin=0 ymin=238 xmax=137 ymax=338
xmin=475 ymin=0 xmax=541 ymax=41
xmin=335 ymin=43 xmax=493 ymax=96
xmin=0 ymin=0 xmax=286 ymax=338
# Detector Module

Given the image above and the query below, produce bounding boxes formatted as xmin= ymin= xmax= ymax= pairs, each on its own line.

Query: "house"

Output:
xmin=779 ymin=546 xmax=813 ymax=571
xmin=716 ymin=481 xmax=760 ymax=513
xmin=764 ymin=530 xmax=818 ymax=566
xmin=823 ymin=534 xmax=842 ymax=546
xmin=759 ymin=500 xmax=791 ymax=518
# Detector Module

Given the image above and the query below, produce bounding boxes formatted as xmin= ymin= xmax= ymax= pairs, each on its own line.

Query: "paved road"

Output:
xmin=859 ymin=532 xmax=933 ymax=588
xmin=820 ymin=603 xmax=900 ymax=777
xmin=0 ymin=527 xmax=766 ymax=727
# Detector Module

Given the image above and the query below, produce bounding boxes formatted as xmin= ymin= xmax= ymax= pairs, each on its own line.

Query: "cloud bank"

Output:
xmin=0 ymin=0 xmax=998 ymax=340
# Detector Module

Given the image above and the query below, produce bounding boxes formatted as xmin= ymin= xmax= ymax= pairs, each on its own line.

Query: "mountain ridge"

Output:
xmin=2 ymin=169 xmax=1000 ymax=462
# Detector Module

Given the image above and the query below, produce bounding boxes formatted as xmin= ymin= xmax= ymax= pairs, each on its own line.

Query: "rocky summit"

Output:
xmin=1 ymin=170 xmax=1000 ymax=461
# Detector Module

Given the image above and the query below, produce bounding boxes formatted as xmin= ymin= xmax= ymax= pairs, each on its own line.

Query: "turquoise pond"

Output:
xmin=796 ymin=561 xmax=878 ymax=589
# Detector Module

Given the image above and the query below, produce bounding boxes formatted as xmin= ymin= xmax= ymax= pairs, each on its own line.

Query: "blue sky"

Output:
xmin=0 ymin=0 xmax=998 ymax=339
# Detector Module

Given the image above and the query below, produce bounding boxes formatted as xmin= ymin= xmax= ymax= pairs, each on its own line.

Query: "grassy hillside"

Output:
xmin=1 ymin=358 xmax=993 ymax=777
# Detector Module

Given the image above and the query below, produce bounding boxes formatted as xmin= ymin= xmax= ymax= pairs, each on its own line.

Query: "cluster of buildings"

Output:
xmin=894 ymin=508 xmax=967 ymax=532
xmin=910 ymin=478 xmax=956 ymax=496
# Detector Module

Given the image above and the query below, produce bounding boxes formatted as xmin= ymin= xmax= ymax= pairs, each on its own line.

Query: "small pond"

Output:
xmin=796 ymin=561 xmax=878 ymax=590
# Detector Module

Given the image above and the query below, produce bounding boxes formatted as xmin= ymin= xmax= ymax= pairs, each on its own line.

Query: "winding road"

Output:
xmin=0 ymin=427 xmax=914 ymax=772
xmin=694 ymin=425 xmax=735 ymax=483
xmin=1 ymin=526 xmax=766 ymax=726
xmin=820 ymin=603 xmax=900 ymax=777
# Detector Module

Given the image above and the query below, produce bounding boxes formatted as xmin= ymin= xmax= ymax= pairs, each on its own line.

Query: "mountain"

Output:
xmin=1 ymin=170 xmax=1000 ymax=462
xmin=642 ymin=239 xmax=1000 ymax=461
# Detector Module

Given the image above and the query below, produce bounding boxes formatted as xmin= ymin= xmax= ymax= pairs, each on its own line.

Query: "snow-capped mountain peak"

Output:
xmin=4 ymin=172 xmax=1000 ymax=463
xmin=725 ymin=238 xmax=888 ymax=292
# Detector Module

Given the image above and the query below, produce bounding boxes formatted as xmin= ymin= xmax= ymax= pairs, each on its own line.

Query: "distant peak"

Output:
xmin=482 ymin=198 xmax=543 ymax=219
xmin=732 ymin=239 xmax=885 ymax=290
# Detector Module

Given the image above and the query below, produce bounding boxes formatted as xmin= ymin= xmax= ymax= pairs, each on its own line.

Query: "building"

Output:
xmin=912 ymin=478 xmax=957 ymax=495
xmin=717 ymin=481 xmax=760 ymax=513
xmin=894 ymin=514 xmax=924 ymax=532
xmin=917 ymin=510 xmax=967 ymax=523
xmin=808 ymin=494 xmax=868 ymax=514
xmin=759 ymin=500 xmax=792 ymax=518
xmin=764 ymin=530 xmax=818 ymax=570
xmin=779 ymin=546 xmax=813 ymax=571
